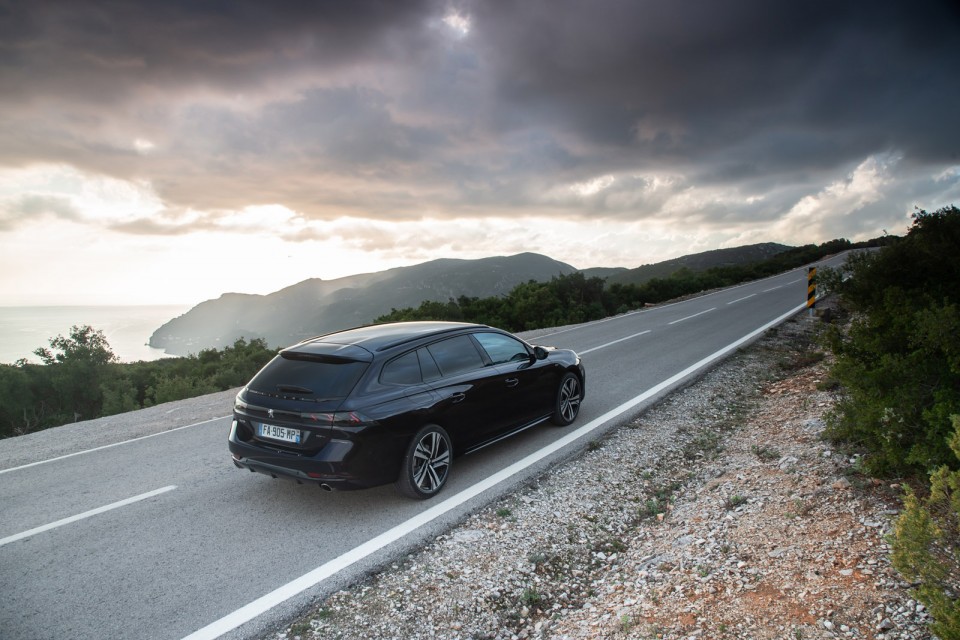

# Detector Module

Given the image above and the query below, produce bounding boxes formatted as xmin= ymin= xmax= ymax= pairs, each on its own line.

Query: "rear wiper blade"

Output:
xmin=276 ymin=384 xmax=313 ymax=395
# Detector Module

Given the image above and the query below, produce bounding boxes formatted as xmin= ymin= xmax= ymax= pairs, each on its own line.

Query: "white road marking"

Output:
xmin=0 ymin=485 xmax=177 ymax=547
xmin=0 ymin=416 xmax=230 ymax=475
xmin=726 ymin=294 xmax=757 ymax=305
xmin=579 ymin=330 xmax=651 ymax=354
xmin=668 ymin=307 xmax=716 ymax=325
xmin=531 ymin=309 xmax=643 ymax=339
xmin=180 ymin=301 xmax=808 ymax=640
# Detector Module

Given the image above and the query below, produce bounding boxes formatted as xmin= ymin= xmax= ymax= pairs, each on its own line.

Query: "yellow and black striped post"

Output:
xmin=807 ymin=267 xmax=817 ymax=311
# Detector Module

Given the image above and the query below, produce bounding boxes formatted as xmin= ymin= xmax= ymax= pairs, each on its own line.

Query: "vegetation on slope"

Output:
xmin=376 ymin=238 xmax=871 ymax=330
xmin=0 ymin=329 xmax=275 ymax=438
xmin=821 ymin=206 xmax=960 ymax=638
xmin=0 ymin=235 xmax=882 ymax=439
xmin=2 ymin=207 xmax=957 ymax=635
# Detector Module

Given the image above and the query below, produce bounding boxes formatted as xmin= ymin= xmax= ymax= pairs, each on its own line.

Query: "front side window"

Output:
xmin=473 ymin=332 xmax=530 ymax=365
xmin=426 ymin=335 xmax=484 ymax=376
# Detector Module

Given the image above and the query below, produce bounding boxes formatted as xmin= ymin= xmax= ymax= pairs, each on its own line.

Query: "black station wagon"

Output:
xmin=229 ymin=321 xmax=585 ymax=498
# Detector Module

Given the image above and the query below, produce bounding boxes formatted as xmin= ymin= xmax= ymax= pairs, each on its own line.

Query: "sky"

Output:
xmin=1 ymin=0 xmax=959 ymax=306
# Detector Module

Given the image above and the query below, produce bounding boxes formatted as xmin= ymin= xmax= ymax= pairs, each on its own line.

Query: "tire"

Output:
xmin=551 ymin=372 xmax=582 ymax=426
xmin=395 ymin=424 xmax=452 ymax=499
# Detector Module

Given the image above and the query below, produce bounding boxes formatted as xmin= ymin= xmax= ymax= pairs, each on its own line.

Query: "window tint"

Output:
xmin=426 ymin=335 xmax=484 ymax=376
xmin=418 ymin=347 xmax=442 ymax=382
xmin=247 ymin=355 xmax=368 ymax=399
xmin=474 ymin=332 xmax=530 ymax=365
xmin=381 ymin=351 xmax=423 ymax=385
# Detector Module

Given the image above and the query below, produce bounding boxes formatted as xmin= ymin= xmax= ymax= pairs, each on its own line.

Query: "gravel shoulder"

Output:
xmin=271 ymin=313 xmax=934 ymax=640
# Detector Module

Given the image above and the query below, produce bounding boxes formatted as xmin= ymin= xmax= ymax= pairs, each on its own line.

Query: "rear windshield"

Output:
xmin=247 ymin=354 xmax=368 ymax=400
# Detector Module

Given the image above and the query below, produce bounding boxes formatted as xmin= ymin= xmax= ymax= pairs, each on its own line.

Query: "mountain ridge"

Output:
xmin=149 ymin=252 xmax=578 ymax=355
xmin=149 ymin=244 xmax=791 ymax=355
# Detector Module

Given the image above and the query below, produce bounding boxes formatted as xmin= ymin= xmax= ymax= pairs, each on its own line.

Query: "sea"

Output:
xmin=0 ymin=305 xmax=193 ymax=365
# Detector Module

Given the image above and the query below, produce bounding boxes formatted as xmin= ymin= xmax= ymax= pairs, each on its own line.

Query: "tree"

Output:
xmin=34 ymin=324 xmax=117 ymax=366
xmin=147 ymin=374 xmax=218 ymax=405
xmin=0 ymin=328 xmax=278 ymax=437
xmin=100 ymin=372 xmax=140 ymax=416
xmin=33 ymin=325 xmax=117 ymax=423
xmin=0 ymin=363 xmax=42 ymax=437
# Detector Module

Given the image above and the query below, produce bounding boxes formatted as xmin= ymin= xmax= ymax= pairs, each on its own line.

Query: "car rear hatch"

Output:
xmin=234 ymin=344 xmax=372 ymax=455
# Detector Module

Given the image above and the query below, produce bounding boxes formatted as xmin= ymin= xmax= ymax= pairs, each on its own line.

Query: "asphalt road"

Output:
xmin=0 ymin=252 xmax=853 ymax=640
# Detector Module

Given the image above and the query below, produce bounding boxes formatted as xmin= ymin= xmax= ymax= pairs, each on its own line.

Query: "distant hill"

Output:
xmin=580 ymin=266 xmax=629 ymax=280
xmin=605 ymin=243 xmax=792 ymax=286
xmin=149 ymin=253 xmax=577 ymax=355
xmin=149 ymin=244 xmax=796 ymax=356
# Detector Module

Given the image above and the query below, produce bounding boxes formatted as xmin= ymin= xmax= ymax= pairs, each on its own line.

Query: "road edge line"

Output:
xmin=181 ymin=301 xmax=807 ymax=640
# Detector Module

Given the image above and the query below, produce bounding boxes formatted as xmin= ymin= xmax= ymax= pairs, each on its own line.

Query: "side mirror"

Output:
xmin=533 ymin=346 xmax=549 ymax=360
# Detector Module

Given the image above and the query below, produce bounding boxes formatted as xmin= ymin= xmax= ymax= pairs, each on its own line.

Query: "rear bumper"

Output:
xmin=229 ymin=455 xmax=365 ymax=490
xmin=227 ymin=419 xmax=399 ymax=490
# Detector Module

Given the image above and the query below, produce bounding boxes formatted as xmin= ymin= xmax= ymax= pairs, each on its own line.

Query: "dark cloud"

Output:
xmin=1 ymin=0 xmax=958 ymax=230
xmin=0 ymin=0 xmax=437 ymax=102
xmin=469 ymin=0 xmax=960 ymax=168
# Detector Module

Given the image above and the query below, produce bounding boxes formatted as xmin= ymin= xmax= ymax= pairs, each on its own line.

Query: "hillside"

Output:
xmin=148 ymin=245 xmax=801 ymax=356
xmin=605 ymin=242 xmax=791 ymax=286
xmin=149 ymin=253 xmax=576 ymax=355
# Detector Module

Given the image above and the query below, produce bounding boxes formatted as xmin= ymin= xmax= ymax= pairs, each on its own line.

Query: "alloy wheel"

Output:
xmin=558 ymin=375 xmax=581 ymax=423
xmin=412 ymin=431 xmax=451 ymax=494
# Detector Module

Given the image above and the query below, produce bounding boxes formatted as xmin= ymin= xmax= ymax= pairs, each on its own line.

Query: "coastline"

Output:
xmin=0 ymin=304 xmax=191 ymax=364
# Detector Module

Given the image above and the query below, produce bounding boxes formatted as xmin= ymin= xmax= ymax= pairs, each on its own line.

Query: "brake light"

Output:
xmin=298 ymin=411 xmax=373 ymax=427
xmin=332 ymin=411 xmax=367 ymax=426
xmin=301 ymin=412 xmax=334 ymax=423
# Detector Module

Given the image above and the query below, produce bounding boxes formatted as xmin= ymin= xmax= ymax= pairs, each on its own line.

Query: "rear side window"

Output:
xmin=474 ymin=332 xmax=530 ymax=365
xmin=417 ymin=347 xmax=441 ymax=381
xmin=381 ymin=351 xmax=422 ymax=385
xmin=426 ymin=335 xmax=484 ymax=376
xmin=380 ymin=348 xmax=443 ymax=386
xmin=248 ymin=355 xmax=368 ymax=400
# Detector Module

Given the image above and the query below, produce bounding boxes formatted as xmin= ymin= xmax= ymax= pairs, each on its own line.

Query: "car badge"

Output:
xmin=267 ymin=409 xmax=275 ymax=419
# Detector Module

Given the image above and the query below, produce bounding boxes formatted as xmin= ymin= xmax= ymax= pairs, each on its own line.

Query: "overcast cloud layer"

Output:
xmin=1 ymin=0 xmax=959 ymax=304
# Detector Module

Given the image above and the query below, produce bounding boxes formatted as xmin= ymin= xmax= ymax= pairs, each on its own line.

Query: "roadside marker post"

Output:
xmin=807 ymin=267 xmax=817 ymax=315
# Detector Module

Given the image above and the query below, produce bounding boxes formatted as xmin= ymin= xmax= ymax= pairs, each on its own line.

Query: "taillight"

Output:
xmin=301 ymin=412 xmax=333 ymax=423
xmin=299 ymin=411 xmax=374 ymax=427
xmin=331 ymin=411 xmax=370 ymax=427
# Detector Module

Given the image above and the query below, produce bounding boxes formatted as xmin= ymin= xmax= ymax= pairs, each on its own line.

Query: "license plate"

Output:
xmin=258 ymin=423 xmax=301 ymax=444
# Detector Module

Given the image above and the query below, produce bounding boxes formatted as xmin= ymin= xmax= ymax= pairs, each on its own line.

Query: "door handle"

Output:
xmin=451 ymin=392 xmax=466 ymax=403
xmin=505 ymin=378 xmax=519 ymax=388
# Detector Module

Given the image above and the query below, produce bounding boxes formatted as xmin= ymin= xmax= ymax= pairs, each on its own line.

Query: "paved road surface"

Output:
xmin=0 ymin=252 xmax=851 ymax=640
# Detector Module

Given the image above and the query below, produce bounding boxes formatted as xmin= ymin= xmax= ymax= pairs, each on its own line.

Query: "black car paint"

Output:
xmin=229 ymin=322 xmax=584 ymax=494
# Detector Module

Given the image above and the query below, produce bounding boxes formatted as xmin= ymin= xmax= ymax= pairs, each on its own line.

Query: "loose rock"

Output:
xmin=273 ymin=316 xmax=932 ymax=640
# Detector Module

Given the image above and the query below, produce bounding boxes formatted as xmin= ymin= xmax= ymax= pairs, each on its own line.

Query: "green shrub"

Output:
xmin=891 ymin=416 xmax=960 ymax=640
xmin=823 ymin=206 xmax=960 ymax=475
xmin=821 ymin=206 xmax=960 ymax=637
xmin=1 ymin=332 xmax=276 ymax=437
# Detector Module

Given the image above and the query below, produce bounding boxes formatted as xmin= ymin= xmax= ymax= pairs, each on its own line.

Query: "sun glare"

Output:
xmin=442 ymin=11 xmax=471 ymax=37
xmin=570 ymin=175 xmax=615 ymax=197
xmin=133 ymin=138 xmax=156 ymax=153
